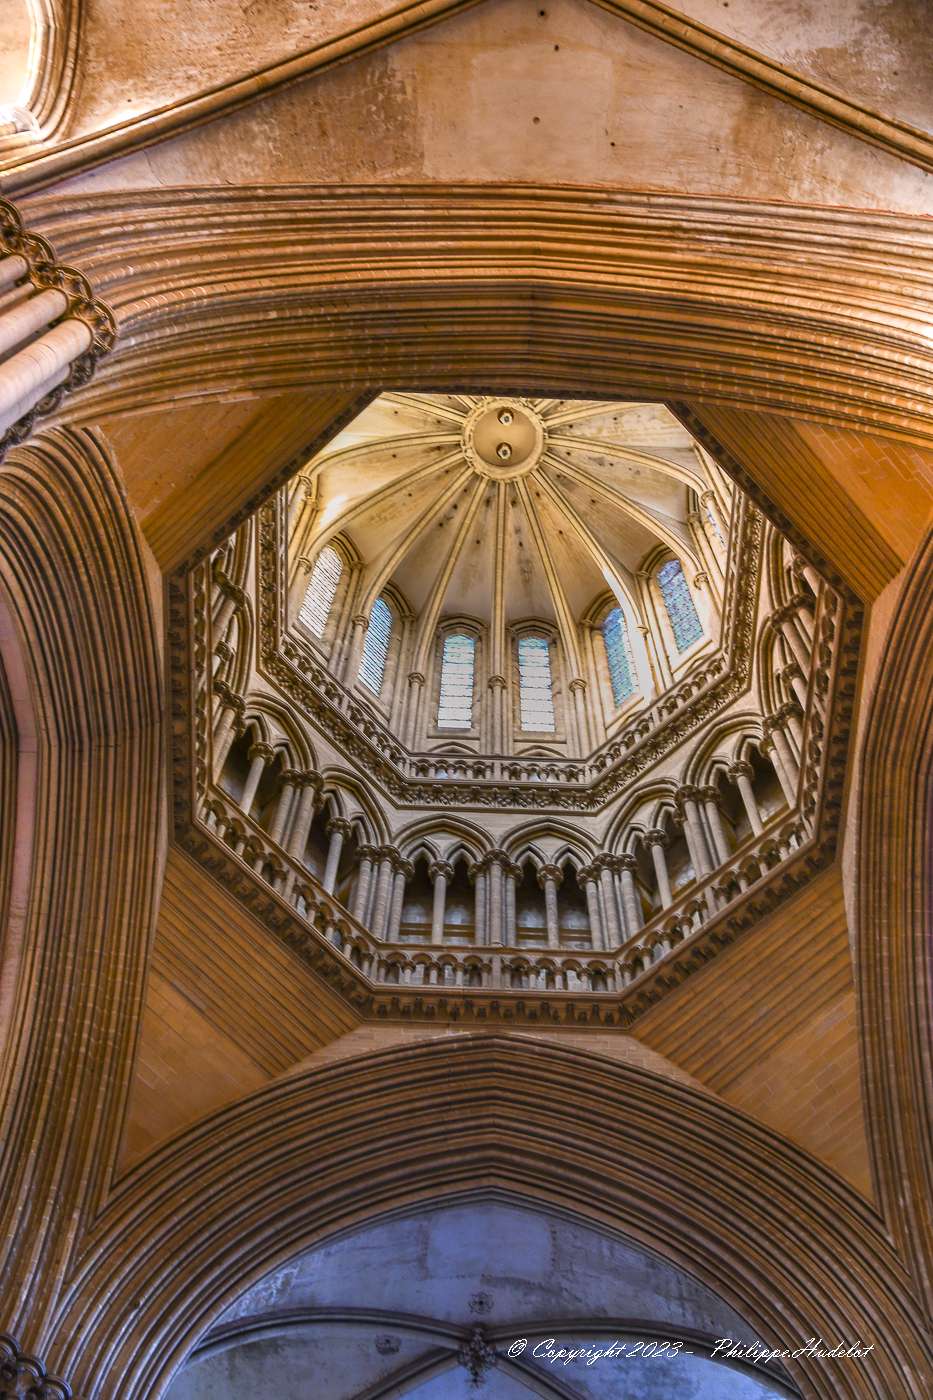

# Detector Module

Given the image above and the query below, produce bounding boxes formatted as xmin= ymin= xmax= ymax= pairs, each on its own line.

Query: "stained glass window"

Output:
xmin=358 ymin=596 xmax=393 ymax=695
xmin=437 ymin=633 xmax=475 ymax=729
xmin=518 ymin=635 xmax=556 ymax=731
xmin=601 ymin=607 xmax=636 ymax=705
xmin=299 ymin=545 xmax=343 ymax=637
xmin=657 ymin=558 xmax=703 ymax=652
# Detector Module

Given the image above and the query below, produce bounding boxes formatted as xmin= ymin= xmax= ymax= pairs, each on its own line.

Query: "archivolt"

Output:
xmin=0 ymin=426 xmax=162 ymax=1351
xmin=28 ymin=188 xmax=933 ymax=446
xmin=51 ymin=1034 xmax=930 ymax=1400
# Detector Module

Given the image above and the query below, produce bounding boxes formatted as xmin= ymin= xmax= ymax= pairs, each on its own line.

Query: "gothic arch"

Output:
xmin=46 ymin=1034 xmax=931 ymax=1400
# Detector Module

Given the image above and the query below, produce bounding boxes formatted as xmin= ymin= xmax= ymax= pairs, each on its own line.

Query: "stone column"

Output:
xmin=268 ymin=769 xmax=299 ymax=846
xmin=775 ymin=604 xmax=810 ymax=675
xmin=403 ymin=671 xmax=426 ymax=748
xmin=240 ymin=740 xmax=274 ymax=816
xmin=470 ymin=864 xmax=487 ymax=945
xmin=351 ymin=844 xmax=377 ymax=922
xmin=370 ymin=846 xmax=397 ymax=939
xmin=488 ymin=854 xmax=504 ymax=945
xmin=212 ymin=686 xmax=244 ymax=776
xmin=596 ymin=857 xmax=622 ymax=946
xmin=504 ymin=862 xmax=520 ymax=944
xmin=342 ymin=612 xmax=370 ymax=684
xmin=676 ymin=785 xmax=713 ymax=876
xmin=488 ymin=674 xmax=507 ymax=752
xmin=700 ymin=786 xmax=732 ymax=864
xmin=780 ymin=698 xmax=805 ymax=753
xmin=645 ymin=829 xmax=672 ymax=908
xmin=792 ymin=554 xmax=822 ymax=599
xmin=538 ymin=863 xmax=563 ymax=949
xmin=617 ymin=853 xmax=642 ymax=935
xmin=386 ymin=859 xmax=412 ymax=942
xmin=429 ymin=860 xmax=454 ymax=944
xmin=286 ymin=774 xmax=322 ymax=863
xmin=579 ymin=865 xmax=604 ymax=950
xmin=781 ymin=661 xmax=808 ymax=712
xmin=0 ymin=316 xmax=93 ymax=437
xmin=323 ymin=816 xmax=352 ymax=893
xmin=728 ymin=761 xmax=763 ymax=835
xmin=569 ymin=678 xmax=590 ymax=757
xmin=691 ymin=569 xmax=717 ymax=636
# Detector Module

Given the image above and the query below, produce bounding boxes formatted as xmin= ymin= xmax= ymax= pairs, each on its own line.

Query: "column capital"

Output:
xmin=577 ymin=863 xmax=599 ymax=884
xmin=377 ymin=843 xmax=400 ymax=863
xmin=699 ymin=784 xmax=722 ymax=807
xmin=693 ymin=571 xmax=710 ymax=588
xmin=644 ymin=828 xmax=668 ymax=848
xmin=279 ymin=767 xmax=303 ymax=787
xmin=247 ymin=740 xmax=275 ymax=763
xmin=476 ymin=848 xmax=510 ymax=874
xmin=351 ymin=612 xmax=369 ymax=629
xmin=407 ymin=670 xmax=426 ymax=687
xmin=568 ymin=677 xmax=587 ymax=694
xmin=429 ymin=859 xmax=454 ymax=882
xmin=213 ymin=679 xmax=245 ymax=712
xmin=728 ymin=760 xmax=754 ymax=780
xmin=778 ymin=699 xmax=802 ymax=723
xmin=674 ymin=783 xmax=703 ymax=806
xmin=780 ymin=660 xmax=803 ymax=682
xmin=593 ymin=852 xmax=620 ymax=873
xmin=616 ymin=852 xmax=638 ymax=873
xmin=536 ymin=863 xmax=563 ymax=889
xmin=326 ymin=815 xmax=352 ymax=838
xmin=762 ymin=712 xmax=784 ymax=736
xmin=297 ymin=769 xmax=324 ymax=791
xmin=394 ymin=858 xmax=414 ymax=880
xmin=487 ymin=673 xmax=507 ymax=690
xmin=356 ymin=843 xmax=379 ymax=863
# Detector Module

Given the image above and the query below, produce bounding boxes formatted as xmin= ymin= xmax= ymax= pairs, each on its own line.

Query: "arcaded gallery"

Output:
xmin=0 ymin=3 xmax=930 ymax=1398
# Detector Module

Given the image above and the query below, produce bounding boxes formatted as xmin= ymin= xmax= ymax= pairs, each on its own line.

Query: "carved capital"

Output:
xmin=537 ymin=863 xmax=563 ymax=889
xmin=326 ymin=816 xmax=352 ymax=838
xmin=356 ymin=844 xmax=379 ymax=864
xmin=280 ymin=767 xmax=304 ymax=787
xmin=428 ymin=860 xmax=454 ymax=882
xmin=0 ymin=1334 xmax=72 ymax=1399
xmin=728 ymin=760 xmax=754 ymax=781
xmin=644 ymin=828 xmax=668 ymax=848
xmin=487 ymin=672 xmax=507 ymax=690
xmin=394 ymin=858 xmax=415 ymax=880
xmin=699 ymin=784 xmax=722 ymax=807
xmin=407 ymin=671 xmax=426 ymax=687
xmin=247 ymin=740 xmax=275 ymax=763
xmin=568 ymin=677 xmax=587 ymax=693
xmin=675 ymin=783 xmax=703 ymax=805
xmin=616 ymin=852 xmax=638 ymax=873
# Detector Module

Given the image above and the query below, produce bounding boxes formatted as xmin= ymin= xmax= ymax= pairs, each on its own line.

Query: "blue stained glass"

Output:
xmin=657 ymin=559 xmax=703 ymax=652
xmin=601 ymin=607 xmax=636 ymax=705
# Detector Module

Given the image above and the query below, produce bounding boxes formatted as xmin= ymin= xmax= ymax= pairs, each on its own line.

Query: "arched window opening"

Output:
xmin=219 ymin=725 xmax=254 ymax=804
xmin=515 ymin=859 xmax=547 ymax=945
xmin=749 ymin=744 xmax=786 ymax=819
xmin=399 ymin=855 xmax=433 ymax=941
xmin=558 ymin=861 xmax=590 ymax=948
xmin=657 ymin=558 xmax=703 ymax=652
xmin=297 ymin=798 xmax=332 ymax=879
xmin=358 ymin=596 xmax=393 ymax=695
xmin=300 ymin=545 xmax=343 ymax=638
xmin=518 ymin=636 xmax=555 ymax=732
xmin=443 ymin=856 xmax=475 ymax=941
xmin=601 ymin=607 xmax=637 ymax=706
xmin=437 ymin=633 xmax=476 ymax=729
